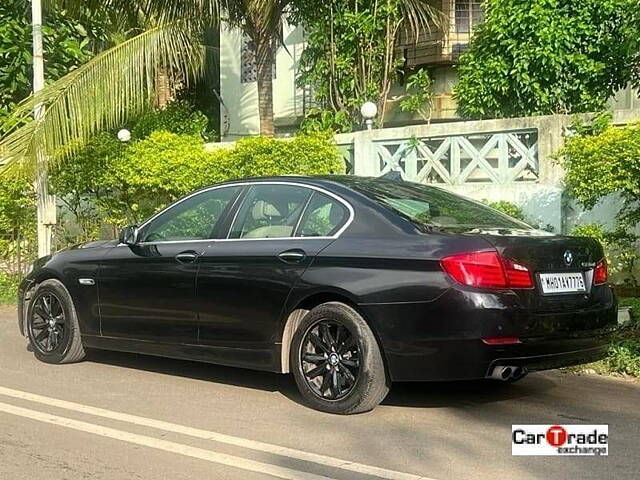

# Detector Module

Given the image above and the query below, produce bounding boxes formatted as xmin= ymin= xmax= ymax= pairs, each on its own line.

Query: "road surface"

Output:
xmin=0 ymin=305 xmax=638 ymax=480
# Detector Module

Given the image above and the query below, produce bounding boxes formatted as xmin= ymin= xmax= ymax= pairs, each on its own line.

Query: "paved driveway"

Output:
xmin=0 ymin=306 xmax=638 ymax=480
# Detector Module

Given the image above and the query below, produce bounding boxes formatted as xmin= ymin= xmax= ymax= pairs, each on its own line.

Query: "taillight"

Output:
xmin=594 ymin=258 xmax=608 ymax=285
xmin=503 ymin=258 xmax=533 ymax=288
xmin=440 ymin=250 xmax=533 ymax=289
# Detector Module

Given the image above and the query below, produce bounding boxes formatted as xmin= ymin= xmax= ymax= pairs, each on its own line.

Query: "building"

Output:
xmin=218 ymin=0 xmax=639 ymax=140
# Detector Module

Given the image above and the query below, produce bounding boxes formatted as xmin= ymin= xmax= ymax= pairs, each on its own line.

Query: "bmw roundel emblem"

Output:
xmin=563 ymin=250 xmax=574 ymax=266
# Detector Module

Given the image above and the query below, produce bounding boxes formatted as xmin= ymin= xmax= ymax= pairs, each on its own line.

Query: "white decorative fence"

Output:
xmin=370 ymin=130 xmax=539 ymax=185
xmin=334 ymin=112 xmax=639 ymax=233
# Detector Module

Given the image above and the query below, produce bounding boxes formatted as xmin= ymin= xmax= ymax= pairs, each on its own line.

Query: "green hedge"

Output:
xmin=51 ymin=128 xmax=344 ymax=229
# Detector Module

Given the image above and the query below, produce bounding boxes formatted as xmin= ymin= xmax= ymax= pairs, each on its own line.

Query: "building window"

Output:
xmin=240 ymin=34 xmax=276 ymax=84
xmin=455 ymin=0 xmax=484 ymax=34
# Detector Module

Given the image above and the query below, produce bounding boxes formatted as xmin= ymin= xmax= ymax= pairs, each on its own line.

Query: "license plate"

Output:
xmin=539 ymin=272 xmax=586 ymax=294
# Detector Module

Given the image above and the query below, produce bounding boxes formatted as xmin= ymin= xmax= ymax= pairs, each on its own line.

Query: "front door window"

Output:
xmin=141 ymin=186 xmax=240 ymax=243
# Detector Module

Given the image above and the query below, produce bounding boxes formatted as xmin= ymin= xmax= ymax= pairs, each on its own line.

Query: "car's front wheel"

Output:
xmin=291 ymin=302 xmax=389 ymax=414
xmin=26 ymin=279 xmax=86 ymax=364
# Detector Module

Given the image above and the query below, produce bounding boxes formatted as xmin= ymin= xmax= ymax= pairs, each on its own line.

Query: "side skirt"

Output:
xmin=81 ymin=335 xmax=281 ymax=373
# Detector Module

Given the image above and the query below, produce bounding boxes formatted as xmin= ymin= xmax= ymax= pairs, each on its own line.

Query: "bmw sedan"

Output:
xmin=17 ymin=176 xmax=617 ymax=414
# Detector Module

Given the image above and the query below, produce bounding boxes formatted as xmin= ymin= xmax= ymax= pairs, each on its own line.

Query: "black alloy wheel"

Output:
xmin=29 ymin=292 xmax=67 ymax=354
xmin=26 ymin=279 xmax=86 ymax=364
xmin=300 ymin=320 xmax=361 ymax=400
xmin=291 ymin=302 xmax=389 ymax=414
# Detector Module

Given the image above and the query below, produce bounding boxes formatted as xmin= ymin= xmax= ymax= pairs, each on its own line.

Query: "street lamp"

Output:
xmin=117 ymin=129 xmax=131 ymax=142
xmin=360 ymin=101 xmax=377 ymax=131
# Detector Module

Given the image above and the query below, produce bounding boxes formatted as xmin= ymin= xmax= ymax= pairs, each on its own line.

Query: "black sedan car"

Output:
xmin=18 ymin=176 xmax=617 ymax=414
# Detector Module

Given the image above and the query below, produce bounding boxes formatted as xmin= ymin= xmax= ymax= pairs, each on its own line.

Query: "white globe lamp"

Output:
xmin=117 ymin=128 xmax=131 ymax=142
xmin=360 ymin=101 xmax=377 ymax=130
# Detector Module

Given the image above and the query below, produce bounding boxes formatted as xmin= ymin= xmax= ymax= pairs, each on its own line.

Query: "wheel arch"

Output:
xmin=19 ymin=270 xmax=68 ymax=336
xmin=279 ymin=290 xmax=389 ymax=375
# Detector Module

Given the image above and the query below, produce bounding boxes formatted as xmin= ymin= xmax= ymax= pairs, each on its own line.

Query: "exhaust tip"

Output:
xmin=501 ymin=367 xmax=513 ymax=380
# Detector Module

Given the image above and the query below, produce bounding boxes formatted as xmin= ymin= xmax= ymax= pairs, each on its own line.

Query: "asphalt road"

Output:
xmin=0 ymin=305 xmax=638 ymax=480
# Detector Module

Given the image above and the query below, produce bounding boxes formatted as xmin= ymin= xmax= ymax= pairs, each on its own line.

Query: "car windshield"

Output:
xmin=347 ymin=179 xmax=531 ymax=231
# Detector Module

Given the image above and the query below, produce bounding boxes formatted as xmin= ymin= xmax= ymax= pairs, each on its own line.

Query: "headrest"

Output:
xmin=252 ymin=200 xmax=283 ymax=220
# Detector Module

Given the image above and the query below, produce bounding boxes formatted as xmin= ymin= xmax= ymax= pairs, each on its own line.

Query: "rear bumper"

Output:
xmin=362 ymin=286 xmax=618 ymax=382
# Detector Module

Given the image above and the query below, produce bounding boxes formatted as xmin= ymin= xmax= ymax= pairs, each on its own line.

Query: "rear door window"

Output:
xmin=229 ymin=184 xmax=312 ymax=239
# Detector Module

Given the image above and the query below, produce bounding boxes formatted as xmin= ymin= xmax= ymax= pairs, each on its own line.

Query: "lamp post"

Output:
xmin=360 ymin=101 xmax=377 ymax=131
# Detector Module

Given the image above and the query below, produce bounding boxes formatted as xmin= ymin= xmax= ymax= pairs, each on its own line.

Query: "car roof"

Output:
xmin=212 ymin=174 xmax=402 ymax=192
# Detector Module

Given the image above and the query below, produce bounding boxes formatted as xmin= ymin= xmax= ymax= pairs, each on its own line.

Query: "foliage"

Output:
xmin=454 ymin=0 xmax=638 ymax=119
xmin=571 ymin=223 xmax=638 ymax=286
xmin=50 ymin=102 xmax=214 ymax=234
xmin=222 ymin=133 xmax=344 ymax=180
xmin=483 ymin=200 xmax=526 ymax=222
xmin=0 ymin=0 xmax=110 ymax=132
xmin=0 ymin=272 xmax=21 ymax=305
xmin=558 ymin=120 xmax=640 ymax=223
xmin=0 ymin=177 xmax=36 ymax=274
xmin=51 ymin=128 xmax=344 ymax=229
xmin=605 ymin=338 xmax=640 ymax=377
xmin=620 ymin=297 xmax=640 ymax=320
xmin=292 ymin=0 xmax=443 ymax=127
xmin=399 ymin=69 xmax=434 ymax=122
xmin=299 ymin=109 xmax=353 ymax=134
xmin=568 ymin=297 xmax=640 ymax=378
xmin=131 ymin=101 xmax=210 ymax=140
xmin=106 ymin=131 xmax=222 ymax=223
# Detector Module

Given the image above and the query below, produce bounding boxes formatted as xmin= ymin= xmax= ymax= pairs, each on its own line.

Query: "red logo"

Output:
xmin=546 ymin=425 xmax=567 ymax=447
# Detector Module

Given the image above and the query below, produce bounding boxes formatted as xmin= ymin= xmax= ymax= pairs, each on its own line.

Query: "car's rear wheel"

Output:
xmin=291 ymin=302 xmax=389 ymax=414
xmin=26 ymin=279 xmax=86 ymax=364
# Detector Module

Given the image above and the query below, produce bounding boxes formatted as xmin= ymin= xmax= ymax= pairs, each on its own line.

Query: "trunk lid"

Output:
xmin=478 ymin=230 xmax=605 ymax=313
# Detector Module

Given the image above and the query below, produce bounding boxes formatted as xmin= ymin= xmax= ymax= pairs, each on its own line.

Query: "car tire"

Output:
xmin=26 ymin=279 xmax=86 ymax=364
xmin=290 ymin=302 xmax=389 ymax=414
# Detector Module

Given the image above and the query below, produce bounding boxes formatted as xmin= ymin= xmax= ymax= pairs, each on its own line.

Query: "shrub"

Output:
xmin=0 ymin=272 xmax=21 ymax=304
xmin=104 ymin=131 xmax=227 ymax=223
xmin=131 ymin=101 xmax=210 ymax=140
xmin=571 ymin=223 xmax=638 ymax=285
xmin=52 ymin=131 xmax=345 ymax=230
xmin=605 ymin=339 xmax=640 ymax=377
xmin=559 ymin=121 xmax=640 ymax=223
xmin=221 ymin=133 xmax=344 ymax=180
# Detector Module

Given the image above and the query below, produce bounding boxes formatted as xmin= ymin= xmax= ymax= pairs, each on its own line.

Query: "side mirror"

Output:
xmin=119 ymin=225 xmax=139 ymax=246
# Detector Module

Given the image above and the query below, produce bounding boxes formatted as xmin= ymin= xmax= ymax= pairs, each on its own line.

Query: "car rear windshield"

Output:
xmin=350 ymin=180 xmax=531 ymax=231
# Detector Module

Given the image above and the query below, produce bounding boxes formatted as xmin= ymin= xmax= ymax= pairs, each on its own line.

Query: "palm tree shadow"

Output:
xmin=85 ymin=349 xmax=555 ymax=410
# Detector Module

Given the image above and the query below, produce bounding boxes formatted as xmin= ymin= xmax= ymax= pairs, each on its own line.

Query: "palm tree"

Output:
xmin=0 ymin=0 xmax=442 ymax=174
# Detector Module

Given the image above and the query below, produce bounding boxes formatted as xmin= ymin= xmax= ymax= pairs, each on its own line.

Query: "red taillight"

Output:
xmin=440 ymin=250 xmax=533 ymax=289
xmin=594 ymin=258 xmax=608 ymax=285
xmin=503 ymin=258 xmax=533 ymax=288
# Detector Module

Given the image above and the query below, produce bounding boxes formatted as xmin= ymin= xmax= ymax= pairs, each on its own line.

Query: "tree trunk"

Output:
xmin=255 ymin=35 xmax=275 ymax=136
xmin=155 ymin=69 xmax=172 ymax=109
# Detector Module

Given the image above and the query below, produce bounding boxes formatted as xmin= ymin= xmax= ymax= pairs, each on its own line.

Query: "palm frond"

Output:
xmin=0 ymin=23 xmax=205 ymax=175
xmin=398 ymin=0 xmax=448 ymax=41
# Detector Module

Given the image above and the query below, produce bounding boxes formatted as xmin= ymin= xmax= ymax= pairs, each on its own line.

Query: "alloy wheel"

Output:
xmin=300 ymin=320 xmax=361 ymax=400
xmin=29 ymin=292 xmax=66 ymax=354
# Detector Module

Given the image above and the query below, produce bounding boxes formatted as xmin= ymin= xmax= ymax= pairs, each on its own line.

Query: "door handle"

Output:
xmin=175 ymin=251 xmax=199 ymax=264
xmin=278 ymin=249 xmax=306 ymax=264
